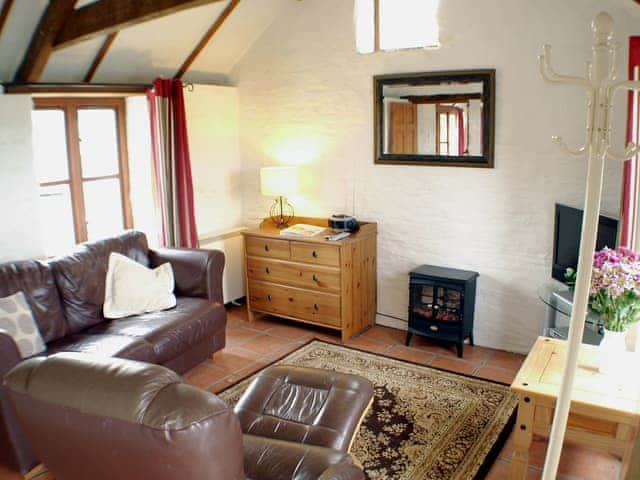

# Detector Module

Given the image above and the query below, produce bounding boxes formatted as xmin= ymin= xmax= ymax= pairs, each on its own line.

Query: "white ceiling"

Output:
xmin=0 ymin=0 xmax=290 ymax=84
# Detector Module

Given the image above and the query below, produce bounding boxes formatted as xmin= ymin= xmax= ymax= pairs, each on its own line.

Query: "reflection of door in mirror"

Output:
xmin=389 ymin=102 xmax=417 ymax=154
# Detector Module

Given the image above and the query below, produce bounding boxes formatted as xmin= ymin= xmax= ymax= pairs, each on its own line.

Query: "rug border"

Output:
xmin=218 ymin=337 xmax=515 ymax=394
xmin=217 ymin=337 xmax=517 ymax=480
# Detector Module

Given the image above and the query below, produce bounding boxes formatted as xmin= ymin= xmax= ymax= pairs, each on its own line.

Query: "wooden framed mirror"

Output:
xmin=374 ymin=69 xmax=495 ymax=168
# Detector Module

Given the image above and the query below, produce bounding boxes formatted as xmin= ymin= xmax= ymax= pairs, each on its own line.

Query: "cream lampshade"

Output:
xmin=260 ymin=166 xmax=299 ymax=227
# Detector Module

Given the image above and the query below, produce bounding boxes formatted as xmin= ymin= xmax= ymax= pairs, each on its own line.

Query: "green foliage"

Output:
xmin=589 ymin=289 xmax=640 ymax=332
xmin=564 ymin=267 xmax=576 ymax=287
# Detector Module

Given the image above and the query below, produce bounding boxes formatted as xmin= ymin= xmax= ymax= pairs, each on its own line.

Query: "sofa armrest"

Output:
xmin=243 ymin=435 xmax=365 ymax=480
xmin=0 ymin=330 xmax=21 ymax=380
xmin=148 ymin=248 xmax=225 ymax=303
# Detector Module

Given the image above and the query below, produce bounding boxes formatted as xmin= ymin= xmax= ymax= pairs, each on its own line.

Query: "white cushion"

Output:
xmin=0 ymin=291 xmax=46 ymax=358
xmin=103 ymin=252 xmax=176 ymax=319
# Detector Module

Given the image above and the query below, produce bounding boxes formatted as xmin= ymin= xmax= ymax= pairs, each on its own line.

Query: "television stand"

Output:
xmin=537 ymin=282 xmax=603 ymax=345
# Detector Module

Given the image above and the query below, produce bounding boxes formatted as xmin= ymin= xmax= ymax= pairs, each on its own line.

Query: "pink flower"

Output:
xmin=591 ymin=247 xmax=640 ymax=300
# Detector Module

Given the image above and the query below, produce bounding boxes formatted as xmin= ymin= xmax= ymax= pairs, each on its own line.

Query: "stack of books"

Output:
xmin=279 ymin=224 xmax=326 ymax=237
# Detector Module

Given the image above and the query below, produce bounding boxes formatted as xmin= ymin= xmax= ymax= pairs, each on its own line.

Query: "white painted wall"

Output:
xmin=231 ymin=0 xmax=636 ymax=353
xmin=184 ymin=84 xmax=243 ymax=237
xmin=0 ymin=93 xmax=44 ymax=262
xmin=183 ymin=84 xmax=245 ymax=304
xmin=125 ymin=96 xmax=160 ymax=246
xmin=416 ymin=104 xmax=436 ymax=154
xmin=468 ymin=99 xmax=482 ymax=155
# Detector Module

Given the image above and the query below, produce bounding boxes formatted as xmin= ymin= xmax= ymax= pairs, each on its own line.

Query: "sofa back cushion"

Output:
xmin=51 ymin=231 xmax=149 ymax=334
xmin=0 ymin=260 xmax=68 ymax=343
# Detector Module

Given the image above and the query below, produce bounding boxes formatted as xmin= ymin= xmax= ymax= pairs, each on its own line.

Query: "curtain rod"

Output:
xmin=2 ymin=83 xmax=151 ymax=95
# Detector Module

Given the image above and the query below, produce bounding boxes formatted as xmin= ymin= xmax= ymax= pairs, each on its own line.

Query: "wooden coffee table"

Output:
xmin=510 ymin=337 xmax=639 ymax=479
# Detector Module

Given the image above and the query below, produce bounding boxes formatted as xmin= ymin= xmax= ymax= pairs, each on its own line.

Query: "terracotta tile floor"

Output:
xmin=0 ymin=304 xmax=624 ymax=480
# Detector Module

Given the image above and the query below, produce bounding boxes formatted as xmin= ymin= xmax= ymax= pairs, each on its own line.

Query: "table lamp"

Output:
xmin=260 ymin=166 xmax=299 ymax=227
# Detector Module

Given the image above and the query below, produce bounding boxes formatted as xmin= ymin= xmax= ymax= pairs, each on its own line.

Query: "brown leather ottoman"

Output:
xmin=233 ymin=365 xmax=374 ymax=452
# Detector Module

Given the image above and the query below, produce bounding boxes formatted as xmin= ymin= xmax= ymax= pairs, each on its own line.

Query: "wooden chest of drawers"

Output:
xmin=242 ymin=218 xmax=377 ymax=341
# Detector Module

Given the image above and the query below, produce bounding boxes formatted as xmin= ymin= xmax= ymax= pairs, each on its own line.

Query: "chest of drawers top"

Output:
xmin=242 ymin=218 xmax=377 ymax=258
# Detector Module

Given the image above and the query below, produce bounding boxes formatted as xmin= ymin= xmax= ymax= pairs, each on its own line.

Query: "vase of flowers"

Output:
xmin=589 ymin=247 xmax=640 ymax=373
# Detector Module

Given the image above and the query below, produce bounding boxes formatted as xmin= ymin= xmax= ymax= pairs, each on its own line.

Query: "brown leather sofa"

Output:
xmin=4 ymin=353 xmax=366 ymax=480
xmin=0 ymin=231 xmax=227 ymax=474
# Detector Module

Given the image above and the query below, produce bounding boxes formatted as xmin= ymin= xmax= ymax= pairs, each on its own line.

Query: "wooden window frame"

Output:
xmin=33 ymin=97 xmax=133 ymax=244
xmin=435 ymin=105 xmax=457 ymax=155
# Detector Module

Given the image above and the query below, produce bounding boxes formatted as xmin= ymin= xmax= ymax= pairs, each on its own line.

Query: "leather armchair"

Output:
xmin=243 ymin=435 xmax=364 ymax=480
xmin=4 ymin=354 xmax=365 ymax=480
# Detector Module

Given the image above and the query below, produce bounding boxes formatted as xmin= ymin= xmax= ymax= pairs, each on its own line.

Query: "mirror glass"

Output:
xmin=375 ymin=70 xmax=495 ymax=167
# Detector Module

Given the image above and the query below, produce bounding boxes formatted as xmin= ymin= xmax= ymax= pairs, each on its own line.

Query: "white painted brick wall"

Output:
xmin=0 ymin=94 xmax=44 ymax=262
xmin=230 ymin=0 xmax=640 ymax=353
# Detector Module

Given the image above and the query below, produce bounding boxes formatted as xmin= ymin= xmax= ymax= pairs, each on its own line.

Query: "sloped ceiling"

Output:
xmin=0 ymin=0 xmax=290 ymax=85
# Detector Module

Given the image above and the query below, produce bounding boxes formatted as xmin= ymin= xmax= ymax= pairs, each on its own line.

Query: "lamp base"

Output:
xmin=269 ymin=196 xmax=294 ymax=228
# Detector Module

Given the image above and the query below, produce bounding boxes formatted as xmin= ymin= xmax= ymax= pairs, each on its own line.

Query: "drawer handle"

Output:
xmin=265 ymin=267 xmax=271 ymax=274
xmin=289 ymin=297 xmax=294 ymax=302
xmin=312 ymin=250 xmax=318 ymax=258
xmin=429 ymin=325 xmax=439 ymax=332
xmin=267 ymin=294 xmax=272 ymax=302
xmin=312 ymin=273 xmax=318 ymax=281
xmin=313 ymin=303 xmax=319 ymax=311
xmin=264 ymin=244 xmax=270 ymax=252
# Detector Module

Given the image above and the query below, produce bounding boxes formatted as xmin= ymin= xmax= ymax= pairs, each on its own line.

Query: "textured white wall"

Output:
xmin=0 ymin=94 xmax=44 ymax=262
xmin=184 ymin=84 xmax=243 ymax=236
xmin=125 ymin=96 xmax=159 ymax=246
xmin=231 ymin=0 xmax=638 ymax=353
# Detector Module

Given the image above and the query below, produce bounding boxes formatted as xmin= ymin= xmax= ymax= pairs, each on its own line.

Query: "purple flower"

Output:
xmin=591 ymin=247 xmax=640 ymax=300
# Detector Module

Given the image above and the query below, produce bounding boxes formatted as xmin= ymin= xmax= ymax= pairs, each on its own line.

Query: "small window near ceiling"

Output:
xmin=354 ymin=0 xmax=440 ymax=54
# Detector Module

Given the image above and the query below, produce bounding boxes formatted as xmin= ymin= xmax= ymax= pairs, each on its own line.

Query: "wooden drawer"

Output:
xmin=246 ymin=236 xmax=290 ymax=260
xmin=290 ymin=242 xmax=340 ymax=267
xmin=247 ymin=257 xmax=341 ymax=293
xmin=248 ymin=281 xmax=341 ymax=327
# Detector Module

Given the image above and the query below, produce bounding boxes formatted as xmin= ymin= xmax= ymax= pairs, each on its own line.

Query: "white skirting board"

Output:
xmin=199 ymin=227 xmax=247 ymax=304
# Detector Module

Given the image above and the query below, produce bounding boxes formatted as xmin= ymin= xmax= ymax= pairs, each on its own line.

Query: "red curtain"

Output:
xmin=147 ymin=78 xmax=199 ymax=248
xmin=457 ymin=108 xmax=466 ymax=155
xmin=621 ymin=37 xmax=640 ymax=247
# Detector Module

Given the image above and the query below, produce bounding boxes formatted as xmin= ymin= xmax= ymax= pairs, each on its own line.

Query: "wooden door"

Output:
xmin=389 ymin=102 xmax=417 ymax=154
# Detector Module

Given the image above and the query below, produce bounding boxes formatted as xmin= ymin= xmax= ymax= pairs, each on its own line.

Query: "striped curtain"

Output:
xmin=147 ymin=78 xmax=199 ymax=248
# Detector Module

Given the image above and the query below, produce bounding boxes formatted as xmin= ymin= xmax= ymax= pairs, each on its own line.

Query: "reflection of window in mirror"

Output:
xmin=435 ymin=105 xmax=468 ymax=156
xmin=354 ymin=0 xmax=440 ymax=54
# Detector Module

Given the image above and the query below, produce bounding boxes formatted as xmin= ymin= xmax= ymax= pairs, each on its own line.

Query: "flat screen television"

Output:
xmin=552 ymin=203 xmax=619 ymax=282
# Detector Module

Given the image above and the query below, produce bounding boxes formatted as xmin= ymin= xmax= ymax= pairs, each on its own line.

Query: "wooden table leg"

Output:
xmin=511 ymin=394 xmax=536 ymax=480
xmin=619 ymin=424 xmax=637 ymax=479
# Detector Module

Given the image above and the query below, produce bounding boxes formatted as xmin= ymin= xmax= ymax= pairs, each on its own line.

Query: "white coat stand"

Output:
xmin=539 ymin=12 xmax=640 ymax=480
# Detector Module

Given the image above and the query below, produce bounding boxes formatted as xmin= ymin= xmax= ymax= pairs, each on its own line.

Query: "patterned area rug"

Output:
xmin=219 ymin=340 xmax=518 ymax=480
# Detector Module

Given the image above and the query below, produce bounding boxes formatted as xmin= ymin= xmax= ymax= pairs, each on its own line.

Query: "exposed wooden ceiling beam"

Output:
xmin=401 ymin=93 xmax=483 ymax=104
xmin=84 ymin=32 xmax=117 ymax=83
xmin=3 ymin=82 xmax=150 ymax=95
xmin=174 ymin=0 xmax=240 ymax=79
xmin=14 ymin=0 xmax=77 ymax=82
xmin=54 ymin=0 xmax=226 ymax=49
xmin=0 ymin=0 xmax=15 ymax=41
